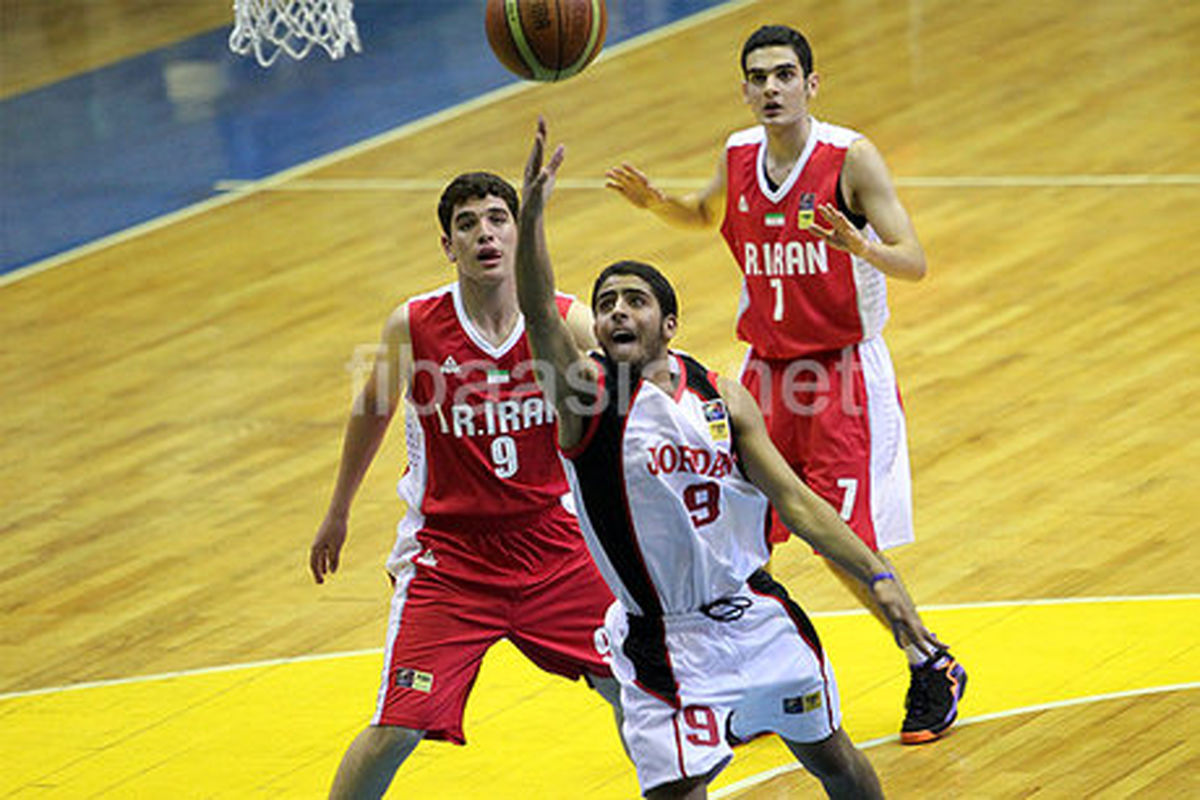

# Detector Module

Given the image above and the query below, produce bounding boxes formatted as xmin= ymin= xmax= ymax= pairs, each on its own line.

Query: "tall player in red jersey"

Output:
xmin=308 ymin=172 xmax=622 ymax=798
xmin=606 ymin=25 xmax=966 ymax=745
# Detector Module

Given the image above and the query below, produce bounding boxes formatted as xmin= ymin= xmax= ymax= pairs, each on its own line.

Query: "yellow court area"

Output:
xmin=5 ymin=598 xmax=1197 ymax=797
xmin=3 ymin=0 xmax=1200 ymax=798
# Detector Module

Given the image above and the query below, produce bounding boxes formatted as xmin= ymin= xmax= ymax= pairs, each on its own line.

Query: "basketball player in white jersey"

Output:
xmin=605 ymin=24 xmax=966 ymax=745
xmin=308 ymin=172 xmax=622 ymax=798
xmin=518 ymin=119 xmax=944 ymax=798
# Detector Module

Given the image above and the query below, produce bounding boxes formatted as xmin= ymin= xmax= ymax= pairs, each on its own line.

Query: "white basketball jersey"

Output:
xmin=562 ymin=352 xmax=772 ymax=616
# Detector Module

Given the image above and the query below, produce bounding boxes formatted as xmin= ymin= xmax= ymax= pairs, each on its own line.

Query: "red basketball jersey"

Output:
xmin=400 ymin=283 xmax=574 ymax=522
xmin=720 ymin=120 xmax=889 ymax=358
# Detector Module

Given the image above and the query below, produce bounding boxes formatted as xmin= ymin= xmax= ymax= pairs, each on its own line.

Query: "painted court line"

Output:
xmin=2 ymin=595 xmax=1193 ymax=702
xmin=710 ymin=682 xmax=1200 ymax=799
xmin=897 ymin=174 xmax=1200 ymax=187
xmin=809 ymin=592 xmax=1200 ymax=618
xmin=0 ymin=0 xmax=757 ymax=291
xmin=0 ymin=648 xmax=380 ymax=701
xmin=212 ymin=174 xmax=1200 ymax=194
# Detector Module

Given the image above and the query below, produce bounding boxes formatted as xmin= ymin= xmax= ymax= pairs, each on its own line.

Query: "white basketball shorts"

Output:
xmin=604 ymin=571 xmax=842 ymax=794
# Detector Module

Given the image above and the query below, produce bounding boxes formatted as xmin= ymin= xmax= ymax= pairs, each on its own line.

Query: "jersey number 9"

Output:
xmin=491 ymin=435 xmax=518 ymax=479
xmin=683 ymin=481 xmax=721 ymax=528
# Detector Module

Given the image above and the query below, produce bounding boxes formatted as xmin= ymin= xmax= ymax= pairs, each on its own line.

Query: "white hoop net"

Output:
xmin=229 ymin=0 xmax=361 ymax=67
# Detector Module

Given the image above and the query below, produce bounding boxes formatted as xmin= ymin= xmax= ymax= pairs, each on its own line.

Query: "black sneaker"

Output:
xmin=900 ymin=650 xmax=967 ymax=744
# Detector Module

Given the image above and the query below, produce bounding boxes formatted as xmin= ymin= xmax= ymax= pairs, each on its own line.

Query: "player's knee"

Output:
xmin=783 ymin=728 xmax=861 ymax=780
xmin=587 ymin=673 xmax=623 ymax=710
xmin=645 ymin=775 xmax=707 ymax=799
xmin=365 ymin=724 xmax=424 ymax=761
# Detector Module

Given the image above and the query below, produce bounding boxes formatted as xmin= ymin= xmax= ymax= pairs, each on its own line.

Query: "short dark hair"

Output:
xmin=591 ymin=260 xmax=678 ymax=318
xmin=437 ymin=172 xmax=519 ymax=235
xmin=740 ymin=25 xmax=814 ymax=76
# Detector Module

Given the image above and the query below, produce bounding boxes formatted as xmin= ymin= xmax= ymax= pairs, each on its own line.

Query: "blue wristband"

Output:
xmin=869 ymin=571 xmax=896 ymax=587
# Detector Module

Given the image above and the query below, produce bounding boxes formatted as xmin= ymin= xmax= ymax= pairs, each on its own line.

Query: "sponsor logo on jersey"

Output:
xmin=394 ymin=667 xmax=434 ymax=693
xmin=738 ymin=194 xmax=749 ymax=213
xmin=440 ymin=356 xmax=460 ymax=375
xmin=797 ymin=192 xmax=816 ymax=229
xmin=486 ymin=368 xmax=509 ymax=384
xmin=764 ymin=212 xmax=785 ymax=227
xmin=783 ymin=691 xmax=824 ymax=714
xmin=702 ymin=399 xmax=730 ymax=442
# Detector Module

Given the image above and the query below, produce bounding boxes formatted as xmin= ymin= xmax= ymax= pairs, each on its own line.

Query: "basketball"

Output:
xmin=485 ymin=0 xmax=607 ymax=82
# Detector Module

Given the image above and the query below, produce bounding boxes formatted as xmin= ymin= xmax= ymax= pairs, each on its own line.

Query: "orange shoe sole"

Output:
xmin=899 ymin=729 xmax=943 ymax=745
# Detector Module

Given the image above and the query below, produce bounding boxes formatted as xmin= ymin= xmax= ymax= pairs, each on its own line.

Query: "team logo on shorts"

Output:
xmin=797 ymin=193 xmax=817 ymax=229
xmin=783 ymin=691 xmax=824 ymax=714
xmin=393 ymin=667 xmax=434 ymax=693
xmin=702 ymin=399 xmax=730 ymax=442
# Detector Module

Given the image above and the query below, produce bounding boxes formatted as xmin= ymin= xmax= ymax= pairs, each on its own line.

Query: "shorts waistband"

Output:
xmin=629 ymin=595 xmax=754 ymax=625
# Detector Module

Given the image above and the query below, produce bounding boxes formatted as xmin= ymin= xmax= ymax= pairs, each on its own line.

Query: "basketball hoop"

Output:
xmin=230 ymin=0 xmax=361 ymax=67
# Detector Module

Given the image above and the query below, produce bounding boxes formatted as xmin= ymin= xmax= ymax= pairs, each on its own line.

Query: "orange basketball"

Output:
xmin=485 ymin=0 xmax=607 ymax=82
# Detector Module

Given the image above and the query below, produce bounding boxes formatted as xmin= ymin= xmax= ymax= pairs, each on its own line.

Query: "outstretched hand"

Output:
xmin=522 ymin=116 xmax=565 ymax=217
xmin=310 ymin=513 xmax=347 ymax=584
xmin=810 ymin=202 xmax=869 ymax=257
xmin=605 ymin=163 xmax=665 ymax=209
xmin=872 ymin=579 xmax=947 ymax=656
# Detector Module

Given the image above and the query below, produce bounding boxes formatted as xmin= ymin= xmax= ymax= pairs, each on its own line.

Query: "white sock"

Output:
xmin=905 ymin=644 xmax=945 ymax=667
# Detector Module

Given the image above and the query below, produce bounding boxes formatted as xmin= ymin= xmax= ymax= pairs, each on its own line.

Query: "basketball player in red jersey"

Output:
xmin=308 ymin=173 xmax=622 ymax=798
xmin=606 ymin=25 xmax=966 ymax=745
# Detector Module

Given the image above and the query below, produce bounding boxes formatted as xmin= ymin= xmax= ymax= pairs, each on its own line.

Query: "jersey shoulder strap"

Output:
xmin=675 ymin=350 xmax=721 ymax=402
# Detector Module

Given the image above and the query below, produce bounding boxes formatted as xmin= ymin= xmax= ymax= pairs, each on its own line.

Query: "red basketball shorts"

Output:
xmin=371 ymin=502 xmax=614 ymax=744
xmin=740 ymin=335 xmax=914 ymax=552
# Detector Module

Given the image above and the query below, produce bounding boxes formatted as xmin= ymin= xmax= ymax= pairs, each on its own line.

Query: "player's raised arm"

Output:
xmin=605 ymin=151 xmax=727 ymax=229
xmin=564 ymin=298 xmax=599 ymax=352
xmin=811 ymin=137 xmax=927 ymax=281
xmin=515 ymin=118 xmax=597 ymax=450
xmin=310 ymin=305 xmax=410 ymax=584
xmin=718 ymin=375 xmax=943 ymax=652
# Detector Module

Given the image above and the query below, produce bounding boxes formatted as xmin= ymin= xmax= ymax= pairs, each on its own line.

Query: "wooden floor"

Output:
xmin=3 ymin=1 xmax=1198 ymax=797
